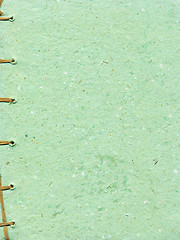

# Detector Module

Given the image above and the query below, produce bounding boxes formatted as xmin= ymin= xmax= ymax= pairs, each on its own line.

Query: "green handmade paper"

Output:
xmin=0 ymin=0 xmax=179 ymax=239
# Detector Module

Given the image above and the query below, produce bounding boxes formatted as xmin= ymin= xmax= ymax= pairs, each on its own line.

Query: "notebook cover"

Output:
xmin=0 ymin=0 xmax=179 ymax=239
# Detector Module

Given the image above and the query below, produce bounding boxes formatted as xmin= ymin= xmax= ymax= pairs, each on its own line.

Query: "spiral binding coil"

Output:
xmin=0 ymin=1 xmax=16 ymax=239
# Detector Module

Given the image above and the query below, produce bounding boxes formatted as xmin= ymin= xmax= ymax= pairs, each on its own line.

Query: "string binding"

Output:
xmin=0 ymin=175 xmax=15 ymax=240
xmin=0 ymin=141 xmax=15 ymax=146
xmin=0 ymin=15 xmax=14 ymax=21
xmin=0 ymin=98 xmax=16 ymax=103
xmin=0 ymin=1 xmax=14 ymax=22
xmin=0 ymin=1 xmax=16 ymax=239
xmin=0 ymin=58 xmax=16 ymax=64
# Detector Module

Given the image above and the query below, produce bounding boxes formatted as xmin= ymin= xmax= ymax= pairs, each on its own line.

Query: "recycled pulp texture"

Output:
xmin=0 ymin=0 xmax=179 ymax=239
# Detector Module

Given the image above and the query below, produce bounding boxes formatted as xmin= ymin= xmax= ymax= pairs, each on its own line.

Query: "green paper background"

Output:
xmin=0 ymin=0 xmax=179 ymax=239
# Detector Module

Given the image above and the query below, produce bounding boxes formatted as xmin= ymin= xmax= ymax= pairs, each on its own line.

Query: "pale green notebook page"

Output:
xmin=0 ymin=0 xmax=179 ymax=239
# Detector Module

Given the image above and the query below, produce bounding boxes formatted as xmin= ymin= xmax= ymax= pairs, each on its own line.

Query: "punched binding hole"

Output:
xmin=10 ymin=58 xmax=16 ymax=64
xmin=11 ymin=221 xmax=15 ymax=228
xmin=9 ymin=15 xmax=15 ymax=22
xmin=8 ymin=184 xmax=15 ymax=190
xmin=9 ymin=141 xmax=15 ymax=146
xmin=9 ymin=184 xmax=15 ymax=190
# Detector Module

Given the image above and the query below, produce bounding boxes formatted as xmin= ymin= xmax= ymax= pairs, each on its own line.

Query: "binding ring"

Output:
xmin=0 ymin=175 xmax=15 ymax=239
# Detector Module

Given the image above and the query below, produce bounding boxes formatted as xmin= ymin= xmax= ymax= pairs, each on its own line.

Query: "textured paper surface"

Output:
xmin=0 ymin=0 xmax=179 ymax=239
